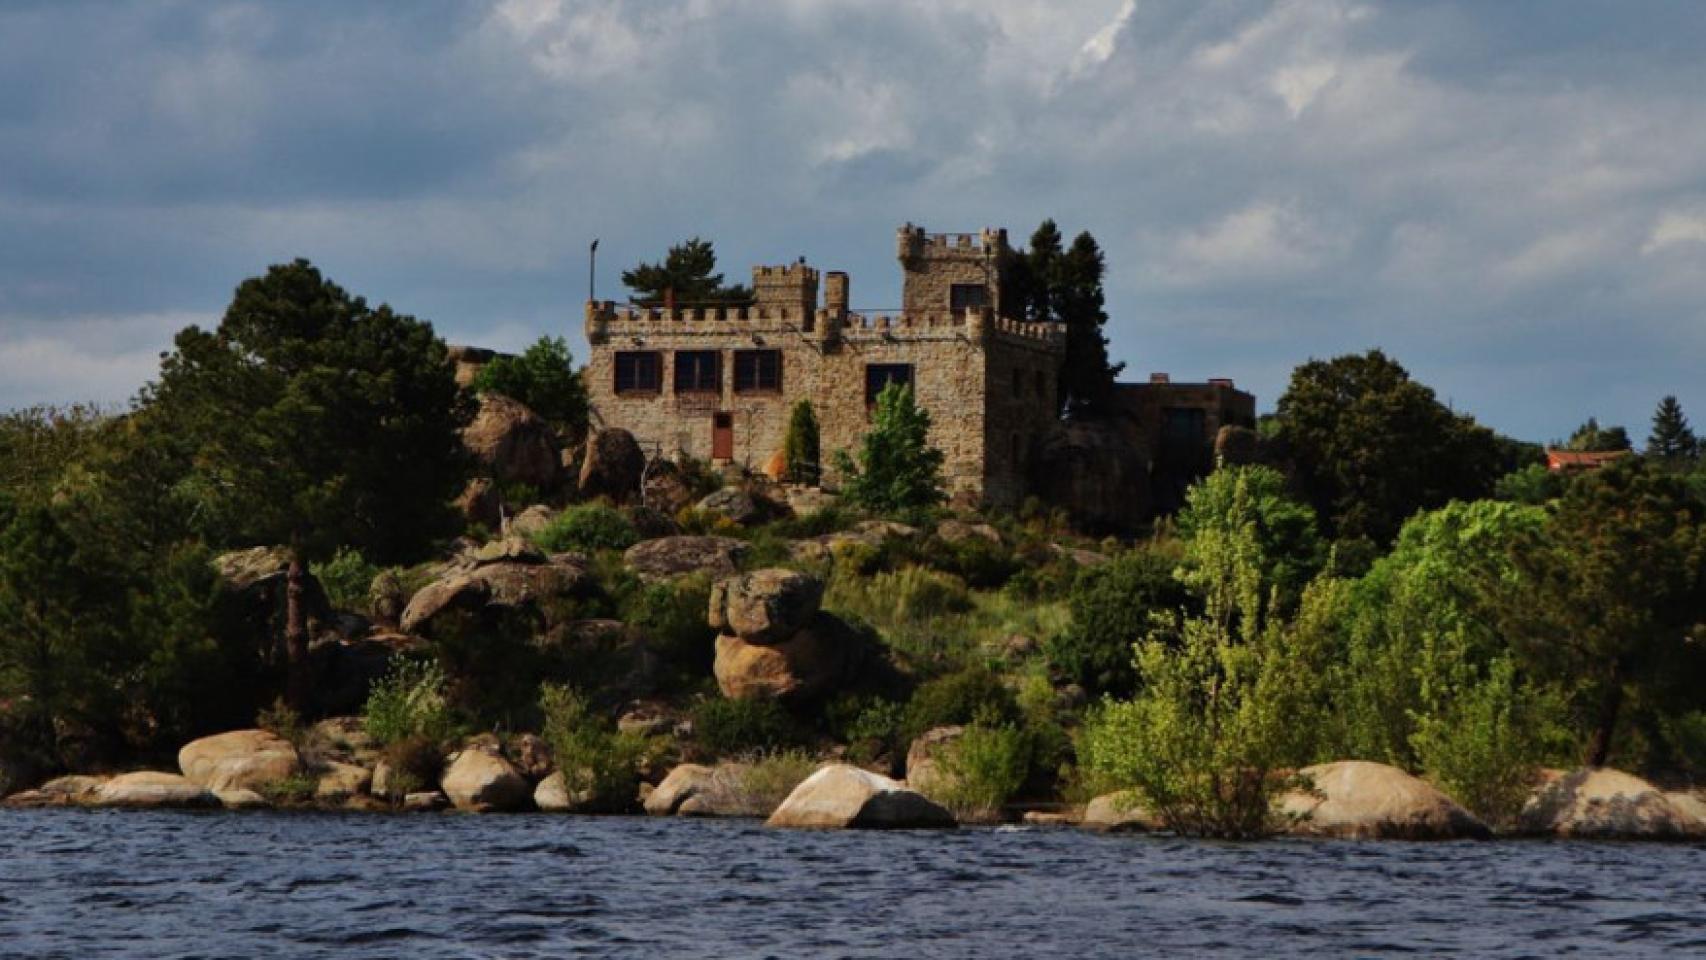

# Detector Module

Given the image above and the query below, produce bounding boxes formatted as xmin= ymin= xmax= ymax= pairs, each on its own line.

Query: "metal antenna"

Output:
xmin=589 ymin=238 xmax=600 ymax=303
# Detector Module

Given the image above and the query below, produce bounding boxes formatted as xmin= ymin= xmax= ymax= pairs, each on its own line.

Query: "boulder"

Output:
xmin=623 ymin=536 xmax=748 ymax=582
xmin=708 ymin=568 xmax=824 ymax=644
xmin=314 ymin=762 xmax=373 ymax=802
xmin=852 ymin=520 xmax=919 ymax=542
xmin=641 ymin=460 xmax=698 ymax=516
xmin=216 ymin=789 xmax=270 ymax=810
xmin=506 ymin=733 xmax=554 ymax=782
xmin=904 ymin=726 xmax=965 ymax=800
xmin=533 ymin=771 xmax=575 ymax=812
xmin=1517 ymin=768 xmax=1706 ymax=840
xmin=178 ymin=729 xmax=302 ymax=793
xmin=212 ymin=546 xmax=331 ymax=652
xmin=404 ymin=791 xmax=449 ymax=812
xmin=456 ymin=477 xmax=502 ymax=530
xmin=1279 ymin=761 xmax=1491 ymax=840
xmin=311 ymin=716 xmax=383 ymax=769
xmin=447 ymin=344 xmax=500 ymax=388
xmin=783 ymin=487 xmax=837 ymax=517
xmin=506 ymin=504 xmax=558 ymax=540
xmin=4 ymin=775 xmax=108 ymax=808
xmin=1050 ymin=544 xmax=1109 ymax=567
xmin=937 ymin=519 xmax=1002 ymax=545
xmin=767 ymin=764 xmax=955 ymax=830
xmin=578 ymin=427 xmax=646 ymax=504
xmin=713 ymin=612 xmax=862 ymax=702
xmin=94 ymin=771 xmax=219 ymax=809
xmin=463 ymin=393 xmax=560 ymax=489
xmin=400 ymin=550 xmax=591 ymax=635
xmin=1083 ymin=791 xmax=1162 ymax=832
xmin=644 ymin=763 xmax=766 ymax=818
xmin=697 ymin=488 xmax=763 ymax=526
xmin=440 ymin=745 xmax=532 ymax=812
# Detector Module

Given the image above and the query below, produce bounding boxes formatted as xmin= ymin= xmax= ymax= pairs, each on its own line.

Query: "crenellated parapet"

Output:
xmin=584 ymin=300 xmax=1062 ymax=351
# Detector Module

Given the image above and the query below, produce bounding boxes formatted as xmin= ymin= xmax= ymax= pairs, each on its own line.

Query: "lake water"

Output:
xmin=1 ymin=809 xmax=1701 ymax=958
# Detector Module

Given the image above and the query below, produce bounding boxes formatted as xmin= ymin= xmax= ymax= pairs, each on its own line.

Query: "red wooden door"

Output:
xmin=712 ymin=412 xmax=734 ymax=460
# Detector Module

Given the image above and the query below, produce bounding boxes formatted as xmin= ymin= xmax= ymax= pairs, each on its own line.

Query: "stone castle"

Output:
xmin=583 ymin=224 xmax=1253 ymax=516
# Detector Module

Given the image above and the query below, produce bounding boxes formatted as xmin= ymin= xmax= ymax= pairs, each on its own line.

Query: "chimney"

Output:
xmin=824 ymin=271 xmax=850 ymax=312
xmin=1209 ymin=378 xmax=1234 ymax=388
xmin=1150 ymin=372 xmax=1170 ymax=384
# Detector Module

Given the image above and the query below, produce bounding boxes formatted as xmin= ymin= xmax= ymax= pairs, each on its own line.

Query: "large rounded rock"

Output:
xmin=713 ymin=612 xmax=861 ymax=702
xmin=697 ymin=488 xmax=763 ymax=526
xmin=440 ymin=745 xmax=532 ymax=812
xmin=641 ymin=460 xmax=698 ymax=516
xmin=400 ymin=550 xmax=591 ymax=635
xmin=936 ymin=519 xmax=1002 ymax=545
xmin=904 ymin=726 xmax=965 ymax=800
xmin=578 ymin=427 xmax=646 ymax=504
xmin=1083 ymin=791 xmax=1162 ymax=833
xmin=623 ymin=536 xmax=748 ymax=583
xmin=464 ymin=393 xmax=560 ymax=489
xmin=1279 ymin=761 xmax=1491 ymax=840
xmin=94 ymin=771 xmax=219 ymax=809
xmin=533 ymin=771 xmax=576 ymax=812
xmin=178 ymin=729 xmax=302 ymax=793
xmin=1517 ymin=768 xmax=1706 ymax=840
xmin=456 ymin=477 xmax=502 ymax=530
xmin=708 ymin=569 xmax=823 ymax=644
xmin=314 ymin=762 xmax=373 ymax=802
xmin=644 ymin=763 xmax=765 ymax=818
xmin=767 ymin=764 xmax=955 ymax=829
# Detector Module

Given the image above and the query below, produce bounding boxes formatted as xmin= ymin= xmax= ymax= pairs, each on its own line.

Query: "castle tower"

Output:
xmin=896 ymin=223 xmax=1011 ymax=318
xmin=752 ymin=262 xmax=819 ymax=317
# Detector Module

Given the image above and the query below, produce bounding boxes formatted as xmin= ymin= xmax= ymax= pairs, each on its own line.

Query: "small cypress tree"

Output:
xmin=834 ymin=384 xmax=945 ymax=513
xmin=782 ymin=399 xmax=821 ymax=484
xmin=1647 ymin=395 xmax=1699 ymax=462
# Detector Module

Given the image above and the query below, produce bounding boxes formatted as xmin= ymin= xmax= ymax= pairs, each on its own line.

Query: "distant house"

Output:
xmin=1545 ymin=448 xmax=1630 ymax=473
xmin=1112 ymin=374 xmax=1257 ymax=513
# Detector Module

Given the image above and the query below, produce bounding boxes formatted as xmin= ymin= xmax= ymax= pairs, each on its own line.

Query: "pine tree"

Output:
xmin=1564 ymin=417 xmax=1632 ymax=452
xmin=1647 ymin=395 xmax=1699 ymax=462
xmin=1007 ymin=221 xmax=1122 ymax=419
xmin=782 ymin=399 xmax=821 ymax=485
xmin=622 ymin=238 xmax=752 ymax=305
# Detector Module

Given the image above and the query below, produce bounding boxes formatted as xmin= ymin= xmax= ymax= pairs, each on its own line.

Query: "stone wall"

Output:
xmin=896 ymin=225 xmax=1012 ymax=318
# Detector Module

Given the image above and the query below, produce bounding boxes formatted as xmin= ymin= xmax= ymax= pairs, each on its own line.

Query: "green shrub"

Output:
xmin=618 ymin=572 xmax=715 ymax=683
xmin=929 ymin=536 xmax=1019 ymax=590
xmin=539 ymin=683 xmax=646 ymax=813
xmin=255 ymin=698 xmax=306 ymax=748
xmin=258 ymin=772 xmax=319 ymax=805
xmin=730 ymin=748 xmax=818 ymax=812
xmin=902 ymin=667 xmax=1018 ymax=743
xmin=1046 ymin=548 xmax=1188 ymax=699
xmin=531 ymin=502 xmax=639 ymax=553
xmin=470 ymin=336 xmax=589 ymax=435
xmin=312 ymin=546 xmax=380 ymax=614
xmin=692 ymin=698 xmax=801 ymax=756
xmin=378 ymin=734 xmax=443 ymax=800
xmin=930 ymin=721 xmax=1031 ymax=821
xmin=783 ymin=400 xmax=822 ymax=484
xmin=834 ymin=383 xmax=945 ymax=513
xmin=770 ymin=504 xmax=853 ymax=540
xmin=826 ymin=694 xmax=906 ymax=763
xmin=364 ymin=659 xmax=456 ymax=747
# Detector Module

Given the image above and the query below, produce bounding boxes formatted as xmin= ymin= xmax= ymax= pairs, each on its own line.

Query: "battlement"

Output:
xmin=897 ymin=223 xmax=1010 ymax=263
xmin=584 ymin=301 xmax=1063 ymax=349
xmin=752 ymin=263 xmax=819 ymax=281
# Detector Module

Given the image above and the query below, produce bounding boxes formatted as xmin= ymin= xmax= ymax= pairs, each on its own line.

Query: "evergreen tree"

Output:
xmin=1564 ymin=416 xmax=1632 ymax=452
xmin=1007 ymin=221 xmax=1123 ymax=418
xmin=144 ymin=259 xmax=472 ymax=711
xmin=1647 ymin=395 xmax=1699 ymax=462
xmin=782 ymin=399 xmax=821 ymax=484
xmin=622 ymin=238 xmax=752 ymax=305
xmin=834 ymin=384 xmax=945 ymax=513
xmin=471 ymin=336 xmax=589 ymax=437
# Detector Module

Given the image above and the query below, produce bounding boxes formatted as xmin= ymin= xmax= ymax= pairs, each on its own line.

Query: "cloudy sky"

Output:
xmin=3 ymin=0 xmax=1704 ymax=443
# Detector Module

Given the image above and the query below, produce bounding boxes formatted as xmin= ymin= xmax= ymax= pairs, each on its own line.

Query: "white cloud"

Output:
xmin=0 ymin=312 xmax=207 ymax=410
xmin=1643 ymin=209 xmax=1706 ymax=254
xmin=1160 ymin=200 xmax=1346 ymax=283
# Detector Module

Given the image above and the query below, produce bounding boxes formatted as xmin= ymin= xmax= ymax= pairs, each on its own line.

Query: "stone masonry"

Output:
xmin=583 ymin=224 xmax=1063 ymax=508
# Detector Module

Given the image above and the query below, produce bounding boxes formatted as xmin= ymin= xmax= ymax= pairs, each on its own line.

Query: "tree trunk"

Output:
xmin=285 ymin=551 xmax=310 ymax=714
xmin=1584 ymin=670 xmax=1624 ymax=768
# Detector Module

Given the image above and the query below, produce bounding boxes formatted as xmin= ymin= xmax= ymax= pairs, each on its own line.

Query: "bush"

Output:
xmin=826 ymin=695 xmax=906 ymax=764
xmin=835 ymin=383 xmax=945 ymax=513
xmin=902 ymin=667 xmax=1018 ymax=744
xmin=1046 ymin=548 xmax=1188 ymax=699
xmin=930 ymin=721 xmax=1031 ymax=821
xmin=783 ymin=400 xmax=822 ymax=485
xmin=258 ymin=773 xmax=319 ymax=805
xmin=692 ymin=698 xmax=801 ymax=756
xmin=378 ymin=734 xmax=443 ymax=800
xmin=929 ymin=536 xmax=1019 ymax=590
xmin=618 ymin=573 xmax=716 ymax=684
xmin=470 ymin=336 xmax=589 ymax=435
xmin=364 ymin=659 xmax=456 ymax=747
xmin=531 ymin=502 xmax=638 ymax=553
xmin=312 ymin=546 xmax=380 ymax=614
xmin=730 ymin=748 xmax=818 ymax=812
xmin=539 ymin=683 xmax=646 ymax=813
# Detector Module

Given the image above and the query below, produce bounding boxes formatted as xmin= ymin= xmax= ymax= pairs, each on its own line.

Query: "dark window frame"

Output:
xmin=673 ymin=350 xmax=722 ymax=394
xmin=733 ymin=349 xmax=783 ymax=394
xmin=949 ymin=283 xmax=988 ymax=312
xmin=865 ymin=363 xmax=915 ymax=406
xmin=614 ymin=351 xmax=662 ymax=395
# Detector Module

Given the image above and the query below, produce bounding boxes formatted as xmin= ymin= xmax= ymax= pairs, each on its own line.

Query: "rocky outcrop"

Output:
xmin=1083 ymin=791 xmax=1162 ymax=833
xmin=178 ymin=729 xmax=302 ymax=794
xmin=1517 ymin=768 xmax=1706 ymax=840
xmin=314 ymin=762 xmax=373 ymax=802
xmin=94 ymin=771 xmax=220 ymax=809
xmin=936 ymin=519 xmax=1001 ymax=545
xmin=4 ymin=775 xmax=108 ymax=808
xmin=713 ymin=611 xmax=863 ymax=702
xmin=506 ymin=504 xmax=558 ymax=540
xmin=464 ymin=393 xmax=559 ymax=490
xmin=1279 ymin=761 xmax=1491 ymax=840
xmin=904 ymin=726 xmax=964 ymax=800
xmin=623 ymin=536 xmax=748 ymax=582
xmin=456 ymin=477 xmax=502 ymax=530
xmin=708 ymin=569 xmax=823 ymax=645
xmin=696 ymin=488 xmax=763 ymax=526
xmin=533 ymin=771 xmax=576 ymax=812
xmin=578 ymin=427 xmax=646 ymax=504
xmin=640 ymin=460 xmax=697 ymax=516
xmin=644 ymin=763 xmax=766 ymax=818
xmin=213 ymin=546 xmax=331 ymax=654
xmin=506 ymin=733 xmax=554 ymax=782
xmin=440 ymin=744 xmax=532 ymax=812
xmin=217 ymin=789 xmax=270 ymax=810
xmin=404 ymin=791 xmax=449 ymax=812
xmin=767 ymin=764 xmax=955 ymax=829
xmin=400 ymin=541 xmax=592 ymax=635
xmin=447 ymin=344 xmax=500 ymax=388
xmin=1031 ymin=421 xmax=1151 ymax=535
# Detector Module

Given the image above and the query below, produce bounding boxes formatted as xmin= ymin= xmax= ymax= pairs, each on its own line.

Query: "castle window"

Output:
xmin=614 ymin=351 xmax=661 ymax=394
xmin=733 ymin=349 xmax=782 ymax=393
xmin=674 ymin=350 xmax=721 ymax=394
xmin=865 ymin=363 xmax=914 ymax=405
xmin=949 ymin=284 xmax=988 ymax=312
